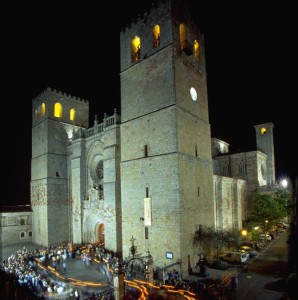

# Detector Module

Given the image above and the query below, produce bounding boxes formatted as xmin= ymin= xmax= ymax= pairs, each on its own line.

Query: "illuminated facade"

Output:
xmin=30 ymin=0 xmax=276 ymax=276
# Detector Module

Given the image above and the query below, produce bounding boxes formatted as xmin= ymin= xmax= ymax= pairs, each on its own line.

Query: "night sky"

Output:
xmin=3 ymin=1 xmax=296 ymax=206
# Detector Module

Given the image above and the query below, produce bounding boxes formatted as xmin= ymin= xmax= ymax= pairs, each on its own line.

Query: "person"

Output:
xmin=74 ymin=288 xmax=80 ymax=299
xmin=231 ymin=275 xmax=238 ymax=291
xmin=63 ymin=261 xmax=66 ymax=273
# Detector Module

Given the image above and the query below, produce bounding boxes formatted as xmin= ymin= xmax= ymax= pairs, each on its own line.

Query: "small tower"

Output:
xmin=31 ymin=87 xmax=89 ymax=246
xmin=254 ymin=122 xmax=276 ymax=185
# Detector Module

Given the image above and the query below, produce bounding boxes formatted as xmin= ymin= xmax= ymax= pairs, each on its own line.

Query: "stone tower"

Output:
xmin=254 ymin=122 xmax=276 ymax=185
xmin=31 ymin=88 xmax=89 ymax=246
xmin=120 ymin=0 xmax=215 ymax=275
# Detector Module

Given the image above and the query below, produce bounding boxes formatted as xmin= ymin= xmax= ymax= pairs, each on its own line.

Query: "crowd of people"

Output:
xmin=0 ymin=242 xmax=117 ymax=299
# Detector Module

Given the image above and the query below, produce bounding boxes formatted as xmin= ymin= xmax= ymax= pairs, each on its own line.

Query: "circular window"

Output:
xmin=190 ymin=87 xmax=197 ymax=101
xmin=90 ymin=156 xmax=103 ymax=186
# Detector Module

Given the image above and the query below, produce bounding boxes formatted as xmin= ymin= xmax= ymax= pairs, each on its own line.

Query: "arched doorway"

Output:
xmin=97 ymin=223 xmax=105 ymax=247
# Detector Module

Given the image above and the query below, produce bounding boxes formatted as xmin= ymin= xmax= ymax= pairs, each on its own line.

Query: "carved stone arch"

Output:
xmin=96 ymin=223 xmax=105 ymax=246
xmin=84 ymin=212 xmax=105 ymax=243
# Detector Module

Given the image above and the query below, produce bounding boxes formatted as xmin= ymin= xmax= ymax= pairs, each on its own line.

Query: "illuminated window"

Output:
xmin=179 ymin=23 xmax=187 ymax=50
xmin=54 ymin=102 xmax=63 ymax=118
xmin=152 ymin=24 xmax=160 ymax=48
xmin=70 ymin=108 xmax=76 ymax=121
xmin=41 ymin=103 xmax=46 ymax=117
xmin=131 ymin=36 xmax=141 ymax=62
xmin=261 ymin=127 xmax=267 ymax=135
xmin=193 ymin=40 xmax=200 ymax=61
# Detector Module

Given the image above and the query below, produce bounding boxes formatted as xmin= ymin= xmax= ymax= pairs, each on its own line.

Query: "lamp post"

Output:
xmin=265 ymin=220 xmax=269 ymax=234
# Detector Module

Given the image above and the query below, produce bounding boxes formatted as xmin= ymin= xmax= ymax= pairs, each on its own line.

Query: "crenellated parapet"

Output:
xmin=120 ymin=0 xmax=206 ymax=76
xmin=33 ymin=86 xmax=89 ymax=105
xmin=32 ymin=87 xmax=89 ymax=128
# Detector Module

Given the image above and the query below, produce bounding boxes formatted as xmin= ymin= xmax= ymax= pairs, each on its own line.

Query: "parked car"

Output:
xmin=220 ymin=251 xmax=249 ymax=264
xmin=241 ymin=241 xmax=262 ymax=251
xmin=260 ymin=233 xmax=272 ymax=241
xmin=277 ymin=222 xmax=289 ymax=229
xmin=240 ymin=245 xmax=258 ymax=257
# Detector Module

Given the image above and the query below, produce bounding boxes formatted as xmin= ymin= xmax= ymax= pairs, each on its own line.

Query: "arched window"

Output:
xmin=131 ymin=36 xmax=141 ymax=62
xmin=41 ymin=102 xmax=46 ymax=117
xmin=70 ymin=108 xmax=76 ymax=121
xmin=193 ymin=40 xmax=200 ymax=61
xmin=34 ymin=108 xmax=38 ymax=121
xmin=20 ymin=231 xmax=26 ymax=239
xmin=179 ymin=23 xmax=187 ymax=50
xmin=239 ymin=160 xmax=247 ymax=175
xmin=152 ymin=24 xmax=160 ymax=48
xmin=54 ymin=102 xmax=63 ymax=118
xmin=223 ymin=162 xmax=230 ymax=176
xmin=28 ymin=231 xmax=32 ymax=237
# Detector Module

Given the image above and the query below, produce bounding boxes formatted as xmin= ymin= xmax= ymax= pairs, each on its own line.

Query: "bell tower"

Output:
xmin=31 ymin=87 xmax=89 ymax=246
xmin=120 ymin=0 xmax=214 ymax=275
xmin=254 ymin=122 xmax=276 ymax=185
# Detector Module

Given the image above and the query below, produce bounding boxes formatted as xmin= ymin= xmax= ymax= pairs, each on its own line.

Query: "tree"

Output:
xmin=193 ymin=225 xmax=240 ymax=261
xmin=250 ymin=189 xmax=292 ymax=227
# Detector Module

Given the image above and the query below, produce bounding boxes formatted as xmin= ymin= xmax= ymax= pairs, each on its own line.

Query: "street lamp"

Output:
xmin=241 ymin=229 xmax=248 ymax=240
xmin=281 ymin=179 xmax=288 ymax=188
xmin=265 ymin=220 xmax=269 ymax=234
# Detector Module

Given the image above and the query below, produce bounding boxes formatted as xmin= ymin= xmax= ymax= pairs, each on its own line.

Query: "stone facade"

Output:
xmin=0 ymin=207 xmax=33 ymax=246
xmin=16 ymin=0 xmax=278 ymax=278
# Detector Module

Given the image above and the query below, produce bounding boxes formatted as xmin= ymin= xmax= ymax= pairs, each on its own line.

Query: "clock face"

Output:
xmin=190 ymin=87 xmax=197 ymax=101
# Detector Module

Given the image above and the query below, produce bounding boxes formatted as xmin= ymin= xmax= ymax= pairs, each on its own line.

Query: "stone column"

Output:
xmin=113 ymin=258 xmax=125 ymax=300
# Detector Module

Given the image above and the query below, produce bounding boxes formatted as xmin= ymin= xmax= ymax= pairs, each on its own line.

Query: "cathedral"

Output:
xmin=30 ymin=0 xmax=277 ymax=277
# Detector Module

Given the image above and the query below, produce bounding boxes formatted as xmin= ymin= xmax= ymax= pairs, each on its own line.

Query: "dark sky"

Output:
xmin=3 ymin=1 xmax=296 ymax=206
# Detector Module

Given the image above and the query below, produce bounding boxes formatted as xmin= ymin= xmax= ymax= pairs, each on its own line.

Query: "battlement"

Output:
xmin=120 ymin=0 xmax=161 ymax=32
xmin=33 ymin=87 xmax=89 ymax=104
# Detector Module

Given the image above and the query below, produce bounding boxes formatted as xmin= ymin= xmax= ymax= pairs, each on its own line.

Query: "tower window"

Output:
xmin=179 ymin=23 xmax=187 ymax=50
xmin=41 ymin=103 xmax=46 ymax=117
xmin=145 ymin=227 xmax=149 ymax=239
xmin=144 ymin=145 xmax=148 ymax=157
xmin=152 ymin=24 xmax=160 ymax=48
xmin=131 ymin=36 xmax=141 ymax=62
xmin=70 ymin=108 xmax=76 ymax=121
xmin=146 ymin=187 xmax=149 ymax=198
xmin=56 ymin=171 xmax=61 ymax=178
xmin=193 ymin=40 xmax=200 ymax=62
xmin=54 ymin=102 xmax=63 ymax=118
